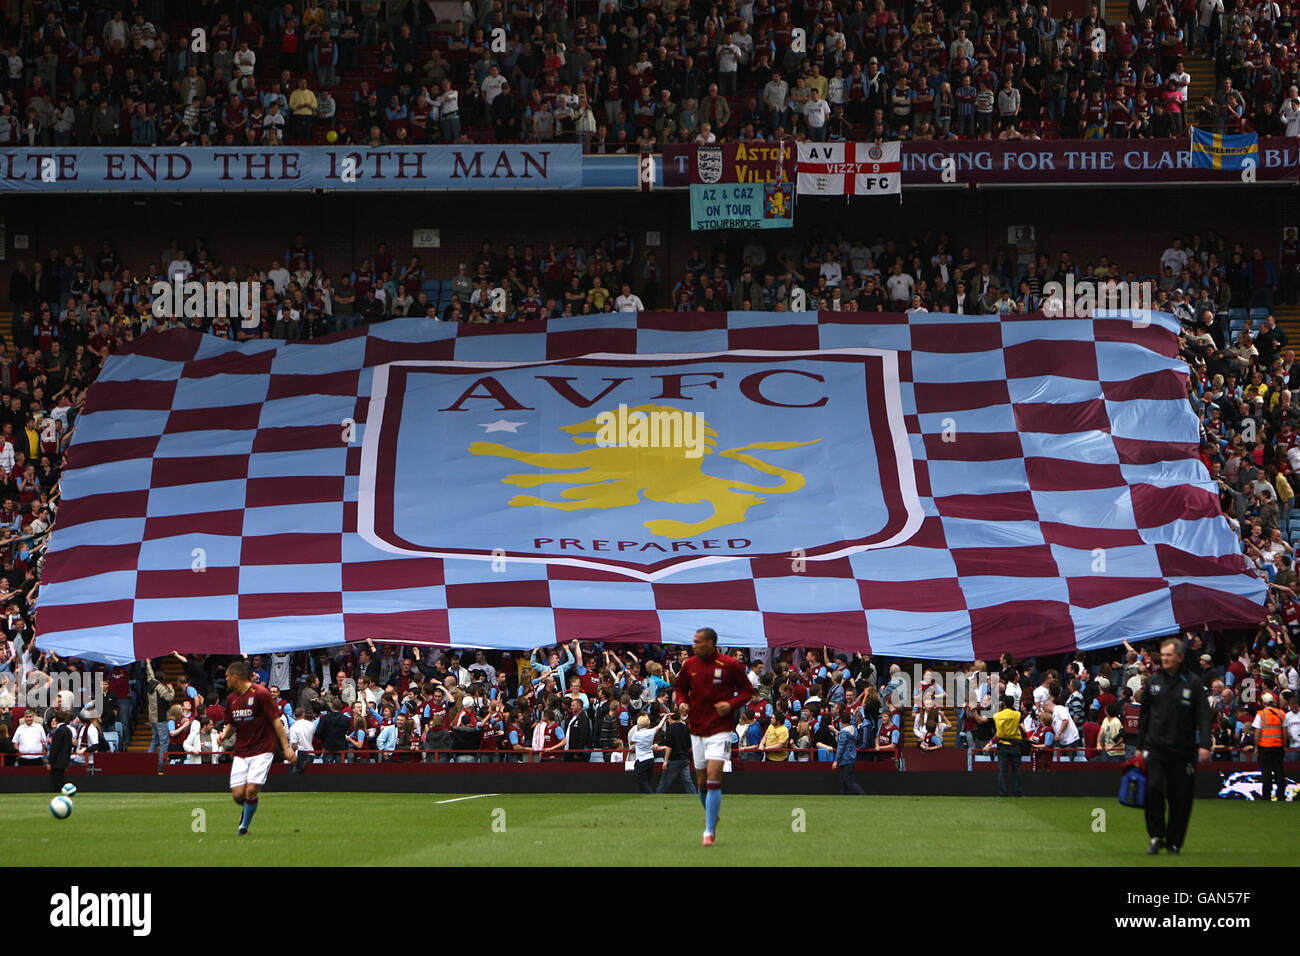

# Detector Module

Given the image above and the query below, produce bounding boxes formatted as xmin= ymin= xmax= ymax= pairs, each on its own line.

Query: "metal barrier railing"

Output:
xmin=13 ymin=745 xmax=1270 ymax=772
xmin=964 ymin=744 xmax=1267 ymax=770
xmin=152 ymin=746 xmax=897 ymax=765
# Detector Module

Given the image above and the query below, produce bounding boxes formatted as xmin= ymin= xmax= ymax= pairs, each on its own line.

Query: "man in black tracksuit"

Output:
xmin=1136 ymin=637 xmax=1213 ymax=855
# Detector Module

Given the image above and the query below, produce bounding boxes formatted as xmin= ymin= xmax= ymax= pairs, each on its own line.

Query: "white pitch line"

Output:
xmin=435 ymin=793 xmax=499 ymax=804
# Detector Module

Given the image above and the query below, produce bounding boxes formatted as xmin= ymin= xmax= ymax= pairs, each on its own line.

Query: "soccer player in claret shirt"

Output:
xmin=218 ymin=660 xmax=296 ymax=835
xmin=674 ymin=627 xmax=753 ymax=846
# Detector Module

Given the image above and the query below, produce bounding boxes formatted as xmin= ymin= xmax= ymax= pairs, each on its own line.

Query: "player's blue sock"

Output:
xmin=704 ymin=782 xmax=721 ymax=835
xmin=240 ymin=798 xmax=258 ymax=830
xmin=698 ymin=788 xmax=707 ymax=810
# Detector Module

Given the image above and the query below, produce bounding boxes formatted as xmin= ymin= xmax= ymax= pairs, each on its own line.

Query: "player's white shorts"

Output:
xmin=691 ymin=731 xmax=732 ymax=769
xmin=229 ymin=752 xmax=274 ymax=788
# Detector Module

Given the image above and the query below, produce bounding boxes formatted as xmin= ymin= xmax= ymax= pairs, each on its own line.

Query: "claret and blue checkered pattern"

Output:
xmin=34 ymin=310 xmax=1265 ymax=664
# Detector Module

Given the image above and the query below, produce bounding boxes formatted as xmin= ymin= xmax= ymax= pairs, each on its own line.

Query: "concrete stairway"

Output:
xmin=126 ymin=656 xmax=186 ymax=752
xmin=1185 ymin=49 xmax=1218 ymax=108
xmin=1274 ymin=303 xmax=1300 ymax=344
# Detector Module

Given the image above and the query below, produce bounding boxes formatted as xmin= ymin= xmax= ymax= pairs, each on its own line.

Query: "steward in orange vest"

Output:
xmin=1256 ymin=694 xmax=1287 ymax=802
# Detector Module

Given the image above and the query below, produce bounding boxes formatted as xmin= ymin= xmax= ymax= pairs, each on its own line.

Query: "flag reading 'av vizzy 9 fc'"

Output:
xmin=797 ymin=141 xmax=902 ymax=195
xmin=36 ymin=312 xmax=1263 ymax=663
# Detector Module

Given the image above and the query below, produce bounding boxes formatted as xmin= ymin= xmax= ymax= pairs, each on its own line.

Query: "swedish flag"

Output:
xmin=1190 ymin=127 xmax=1259 ymax=170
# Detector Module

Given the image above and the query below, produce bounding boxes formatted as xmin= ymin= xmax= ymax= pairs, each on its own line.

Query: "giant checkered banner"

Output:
xmin=797 ymin=141 xmax=902 ymax=195
xmin=36 ymin=312 xmax=1264 ymax=664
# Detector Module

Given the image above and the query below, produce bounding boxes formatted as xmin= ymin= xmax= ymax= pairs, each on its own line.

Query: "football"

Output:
xmin=61 ymin=783 xmax=77 ymax=797
xmin=49 ymin=795 xmax=73 ymax=820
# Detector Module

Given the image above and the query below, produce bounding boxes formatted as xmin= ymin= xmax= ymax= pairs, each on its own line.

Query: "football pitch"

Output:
xmin=3 ymin=793 xmax=1295 ymax=866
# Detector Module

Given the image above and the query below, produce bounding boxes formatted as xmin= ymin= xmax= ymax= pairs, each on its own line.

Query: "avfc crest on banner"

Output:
xmin=763 ymin=182 xmax=793 ymax=221
xmin=360 ymin=351 xmax=922 ymax=578
xmin=697 ymin=145 xmax=724 ymax=184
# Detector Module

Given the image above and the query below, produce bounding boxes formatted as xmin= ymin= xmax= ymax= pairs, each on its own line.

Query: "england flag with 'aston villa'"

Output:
xmin=35 ymin=311 xmax=1263 ymax=664
xmin=797 ymin=141 xmax=902 ymax=196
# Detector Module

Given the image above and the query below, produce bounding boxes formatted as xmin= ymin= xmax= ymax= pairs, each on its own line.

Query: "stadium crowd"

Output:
xmin=4 ymin=226 xmax=1294 ymax=333
xmin=3 ymin=634 xmax=1297 ymax=778
xmin=0 ymin=224 xmax=1297 ymax=776
xmin=2 ymin=0 xmax=1293 ymax=152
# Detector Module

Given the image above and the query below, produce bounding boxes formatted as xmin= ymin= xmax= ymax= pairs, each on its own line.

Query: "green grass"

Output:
xmin=4 ymin=793 xmax=1293 ymax=866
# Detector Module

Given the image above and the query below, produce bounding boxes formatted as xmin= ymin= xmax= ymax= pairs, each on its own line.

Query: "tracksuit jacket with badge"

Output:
xmin=1135 ymin=667 xmax=1213 ymax=759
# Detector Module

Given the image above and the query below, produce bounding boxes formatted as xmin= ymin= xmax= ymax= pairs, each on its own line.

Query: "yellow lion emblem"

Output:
xmin=766 ymin=189 xmax=789 ymax=218
xmin=468 ymin=404 xmax=819 ymax=538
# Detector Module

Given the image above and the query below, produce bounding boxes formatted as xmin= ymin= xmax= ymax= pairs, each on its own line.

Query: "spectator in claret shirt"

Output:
xmin=87 ymin=322 xmax=118 ymax=360
xmin=874 ymin=711 xmax=901 ymax=759
xmin=535 ymin=706 xmax=564 ymax=762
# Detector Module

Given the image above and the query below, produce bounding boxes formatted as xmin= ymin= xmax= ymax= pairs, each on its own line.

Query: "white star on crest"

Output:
xmin=480 ymin=419 xmax=526 ymax=433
